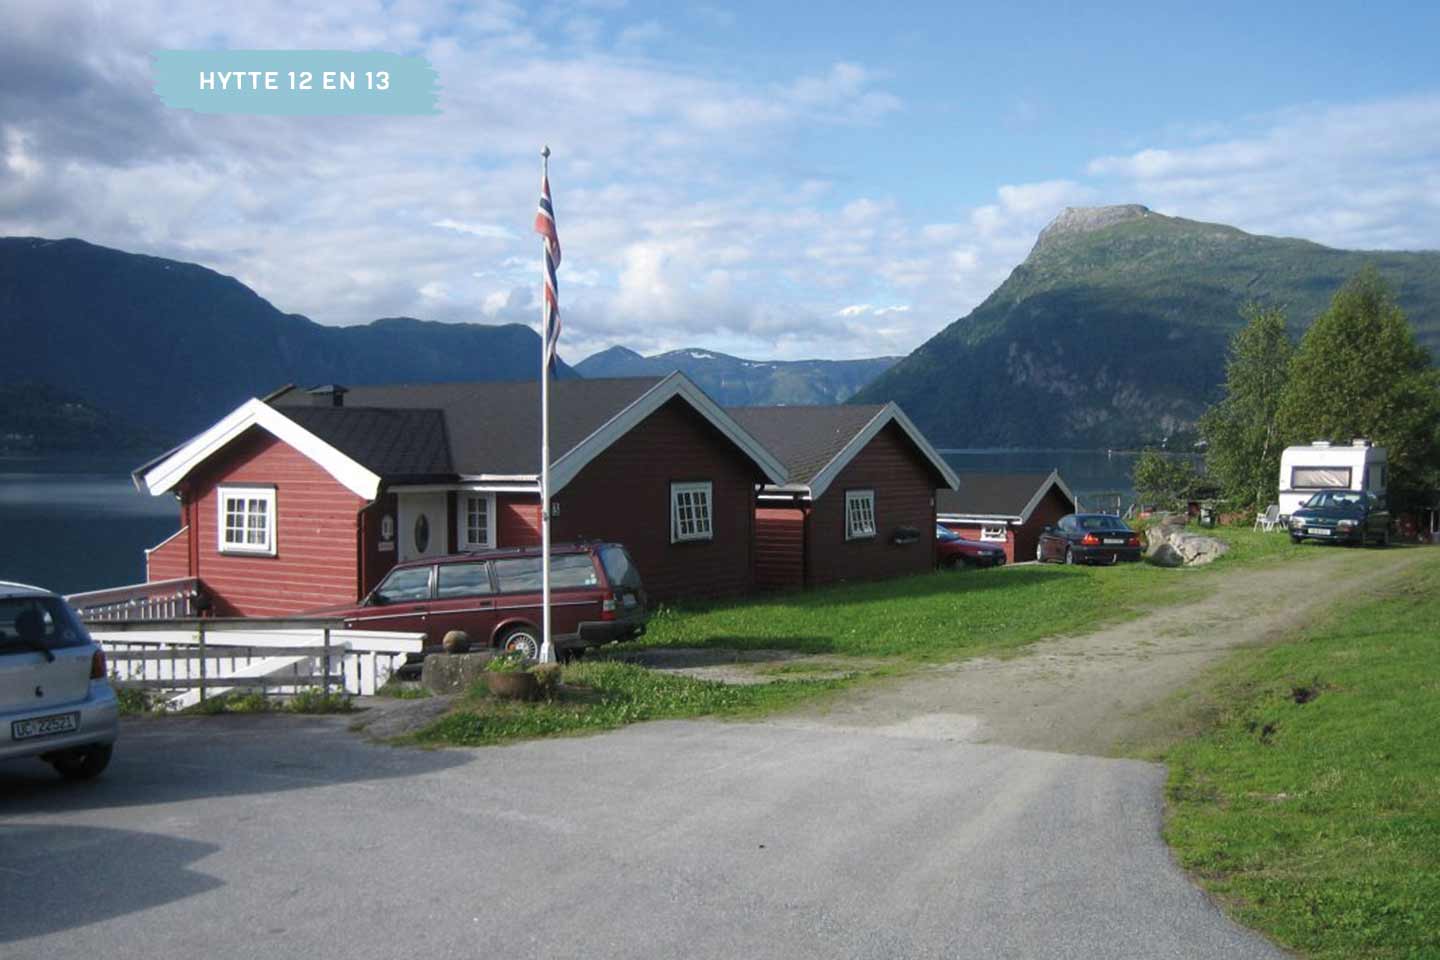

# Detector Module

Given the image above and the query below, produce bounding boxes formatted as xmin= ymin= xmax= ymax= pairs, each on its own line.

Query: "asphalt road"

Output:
xmin=1 ymin=713 xmax=1285 ymax=960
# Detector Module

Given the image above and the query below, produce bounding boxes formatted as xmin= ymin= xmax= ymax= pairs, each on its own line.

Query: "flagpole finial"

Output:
xmin=541 ymin=145 xmax=550 ymax=159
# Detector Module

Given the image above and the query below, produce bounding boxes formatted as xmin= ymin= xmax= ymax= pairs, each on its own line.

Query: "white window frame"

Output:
xmin=845 ymin=489 xmax=876 ymax=541
xmin=980 ymin=524 xmax=1007 ymax=543
xmin=217 ymin=485 xmax=276 ymax=556
xmin=456 ymin=492 xmax=496 ymax=551
xmin=671 ymin=481 xmax=714 ymax=543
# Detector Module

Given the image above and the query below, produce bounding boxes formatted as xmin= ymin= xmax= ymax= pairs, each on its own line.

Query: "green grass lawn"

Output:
xmin=413 ymin=660 xmax=847 ymax=747
xmin=634 ymin=524 xmax=1307 ymax=663
xmin=1164 ymin=552 xmax=1440 ymax=959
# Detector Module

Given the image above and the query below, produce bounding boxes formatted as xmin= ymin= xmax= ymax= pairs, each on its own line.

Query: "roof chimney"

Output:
xmin=1351 ymin=438 xmax=1371 ymax=448
xmin=307 ymin=384 xmax=348 ymax=407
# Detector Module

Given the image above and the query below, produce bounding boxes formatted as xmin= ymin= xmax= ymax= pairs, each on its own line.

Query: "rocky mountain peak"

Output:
xmin=1033 ymin=204 xmax=1152 ymax=253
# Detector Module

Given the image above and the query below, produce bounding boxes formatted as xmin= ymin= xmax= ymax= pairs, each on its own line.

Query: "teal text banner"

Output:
xmin=154 ymin=50 xmax=439 ymax=115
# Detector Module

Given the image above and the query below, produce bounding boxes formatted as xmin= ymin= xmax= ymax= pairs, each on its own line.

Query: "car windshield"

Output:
xmin=935 ymin=525 xmax=960 ymax=542
xmin=0 ymin=597 xmax=91 ymax=656
xmin=1077 ymin=516 xmax=1130 ymax=532
xmin=1304 ymin=491 xmax=1363 ymax=508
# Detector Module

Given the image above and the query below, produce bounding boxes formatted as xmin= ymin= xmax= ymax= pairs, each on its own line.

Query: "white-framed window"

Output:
xmin=845 ymin=489 xmax=876 ymax=541
xmin=981 ymin=524 xmax=1007 ymax=542
xmin=457 ymin=493 xmax=496 ymax=550
xmin=671 ymin=481 xmax=714 ymax=543
xmin=217 ymin=485 xmax=276 ymax=556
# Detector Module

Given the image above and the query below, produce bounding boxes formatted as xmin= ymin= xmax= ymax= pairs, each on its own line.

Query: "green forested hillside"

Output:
xmin=854 ymin=206 xmax=1440 ymax=448
xmin=576 ymin=346 xmax=898 ymax=405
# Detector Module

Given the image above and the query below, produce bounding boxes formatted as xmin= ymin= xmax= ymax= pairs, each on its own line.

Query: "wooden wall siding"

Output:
xmin=187 ymin=427 xmax=365 ymax=616
xmin=1013 ymin=486 xmax=1075 ymax=563
xmin=358 ymin=493 xmax=400 ymax=598
xmin=754 ymin=507 xmax=806 ymax=591
xmin=497 ymin=495 xmax=542 ymax=548
xmin=550 ymin=397 xmax=761 ymax=602
xmin=145 ymin=527 xmax=191 ymax=582
xmin=805 ymin=422 xmax=937 ymax=587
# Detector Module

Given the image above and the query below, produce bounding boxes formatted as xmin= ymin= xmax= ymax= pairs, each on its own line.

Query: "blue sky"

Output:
xmin=2 ymin=0 xmax=1438 ymax=362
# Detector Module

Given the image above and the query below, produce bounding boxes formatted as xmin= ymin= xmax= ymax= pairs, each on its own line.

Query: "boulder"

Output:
xmin=1145 ymin=525 xmax=1230 ymax=567
xmin=420 ymin=651 xmax=494 ymax=695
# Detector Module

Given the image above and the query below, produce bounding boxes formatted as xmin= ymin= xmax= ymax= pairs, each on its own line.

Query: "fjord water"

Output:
xmin=1 ymin=455 xmax=176 ymax=595
xmin=1 ymin=450 xmax=1158 ymax=597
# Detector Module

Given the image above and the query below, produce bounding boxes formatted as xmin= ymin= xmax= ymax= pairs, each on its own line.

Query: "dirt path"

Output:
xmin=771 ymin=547 xmax=1431 ymax=756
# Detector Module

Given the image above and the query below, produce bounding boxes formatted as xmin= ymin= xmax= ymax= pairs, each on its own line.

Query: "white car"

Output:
xmin=0 ymin=581 xmax=118 ymax=779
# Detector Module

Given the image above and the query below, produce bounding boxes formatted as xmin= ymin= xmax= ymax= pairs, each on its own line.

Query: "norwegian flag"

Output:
xmin=533 ymin=170 xmax=562 ymax=364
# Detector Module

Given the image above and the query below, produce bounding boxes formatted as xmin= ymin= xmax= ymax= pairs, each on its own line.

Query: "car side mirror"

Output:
xmin=367 ymin=593 xmax=388 ymax=607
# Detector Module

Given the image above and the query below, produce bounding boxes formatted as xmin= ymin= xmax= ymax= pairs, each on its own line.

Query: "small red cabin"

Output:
xmin=133 ymin=374 xmax=787 ymax=616
xmin=935 ymin=471 xmax=1078 ymax=564
xmin=729 ymin=404 xmax=959 ymax=589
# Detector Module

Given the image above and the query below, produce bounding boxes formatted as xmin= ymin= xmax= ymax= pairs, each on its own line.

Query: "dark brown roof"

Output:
xmin=936 ymin=472 xmax=1071 ymax=519
xmin=272 ymin=378 xmax=661 ymax=476
xmin=283 ymin=407 xmax=452 ymax=479
xmin=727 ymin=405 xmax=886 ymax=485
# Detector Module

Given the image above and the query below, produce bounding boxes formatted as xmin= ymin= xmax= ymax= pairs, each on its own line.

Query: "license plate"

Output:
xmin=1307 ymin=527 xmax=1331 ymax=536
xmin=1103 ymin=538 xmax=1125 ymax=545
xmin=11 ymin=712 xmax=80 ymax=741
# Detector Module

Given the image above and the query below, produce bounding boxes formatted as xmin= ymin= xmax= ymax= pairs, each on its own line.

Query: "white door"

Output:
xmin=397 ymin=492 xmax=448 ymax=562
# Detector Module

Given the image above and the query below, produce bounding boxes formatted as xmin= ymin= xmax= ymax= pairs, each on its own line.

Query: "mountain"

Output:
xmin=0 ymin=237 xmax=575 ymax=446
xmin=575 ymin=345 xmax=899 ymax=405
xmin=853 ymin=205 xmax=1440 ymax=449
xmin=0 ymin=382 xmax=161 ymax=454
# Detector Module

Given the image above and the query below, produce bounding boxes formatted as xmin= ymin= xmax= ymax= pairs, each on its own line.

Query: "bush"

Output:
xmin=486 ymin=651 xmax=530 ymax=673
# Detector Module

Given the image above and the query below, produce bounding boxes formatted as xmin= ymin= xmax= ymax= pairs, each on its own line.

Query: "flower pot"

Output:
xmin=485 ymin=671 xmax=540 ymax=701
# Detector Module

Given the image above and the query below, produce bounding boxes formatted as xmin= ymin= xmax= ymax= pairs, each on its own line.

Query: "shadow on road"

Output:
xmin=0 ymin=711 xmax=471 ymax=815
xmin=0 ymin=824 xmax=222 ymax=943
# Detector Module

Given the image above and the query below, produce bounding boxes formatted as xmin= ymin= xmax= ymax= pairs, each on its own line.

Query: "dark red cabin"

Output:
xmin=935 ymin=471 xmax=1078 ymax=564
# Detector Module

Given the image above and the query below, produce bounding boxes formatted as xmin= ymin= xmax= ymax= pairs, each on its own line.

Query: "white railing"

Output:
xmin=88 ymin=618 xmax=425 ymax=709
xmin=67 ymin=577 xmax=204 ymax=622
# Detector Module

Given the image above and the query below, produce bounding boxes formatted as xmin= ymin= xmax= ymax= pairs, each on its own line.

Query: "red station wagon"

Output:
xmin=324 ymin=542 xmax=648 ymax=661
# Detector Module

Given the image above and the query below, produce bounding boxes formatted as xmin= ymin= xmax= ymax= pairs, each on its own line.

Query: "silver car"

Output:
xmin=1 ymin=581 xmax=118 ymax=779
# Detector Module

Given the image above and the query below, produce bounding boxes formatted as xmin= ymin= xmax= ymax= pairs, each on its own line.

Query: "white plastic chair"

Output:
xmin=1254 ymin=504 xmax=1281 ymax=532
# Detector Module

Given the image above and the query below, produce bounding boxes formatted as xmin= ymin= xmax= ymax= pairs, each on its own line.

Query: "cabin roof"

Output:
xmin=271 ymin=378 xmax=661 ymax=477
xmin=281 ymin=407 xmax=453 ymax=480
xmin=936 ymin=471 xmax=1076 ymax=522
xmin=728 ymin=403 xmax=958 ymax=498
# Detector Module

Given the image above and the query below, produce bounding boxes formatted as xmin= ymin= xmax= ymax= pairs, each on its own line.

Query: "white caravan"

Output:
xmin=1278 ymin=440 xmax=1387 ymax=517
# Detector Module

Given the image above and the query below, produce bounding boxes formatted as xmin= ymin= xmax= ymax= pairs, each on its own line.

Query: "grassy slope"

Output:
xmin=1164 ymin=551 xmax=1440 ymax=959
xmin=637 ymin=526 xmax=1303 ymax=662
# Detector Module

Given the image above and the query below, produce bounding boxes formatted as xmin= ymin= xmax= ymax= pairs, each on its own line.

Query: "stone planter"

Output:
xmin=420 ymin=652 xmax=494 ymax=695
xmin=484 ymin=671 xmax=540 ymax=701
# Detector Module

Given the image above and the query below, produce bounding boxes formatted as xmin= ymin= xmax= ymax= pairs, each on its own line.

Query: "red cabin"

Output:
xmin=132 ymin=374 xmax=786 ymax=616
xmin=935 ymin=471 xmax=1078 ymax=564
xmin=729 ymin=404 xmax=959 ymax=589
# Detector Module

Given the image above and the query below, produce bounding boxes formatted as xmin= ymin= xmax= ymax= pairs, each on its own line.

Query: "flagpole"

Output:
xmin=539 ymin=145 xmax=555 ymax=664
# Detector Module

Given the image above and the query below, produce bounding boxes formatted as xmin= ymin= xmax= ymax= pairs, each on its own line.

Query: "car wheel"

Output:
xmin=498 ymin=625 xmax=541 ymax=660
xmin=1064 ymin=546 xmax=1076 ymax=566
xmin=946 ymin=556 xmax=968 ymax=571
xmin=1035 ymin=541 xmax=1045 ymax=563
xmin=50 ymin=744 xmax=113 ymax=781
xmin=1290 ymin=534 xmax=1302 ymax=545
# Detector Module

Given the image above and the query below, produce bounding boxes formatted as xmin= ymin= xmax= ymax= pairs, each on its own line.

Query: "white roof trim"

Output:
xmin=937 ymin=513 xmax=1023 ymax=524
xmin=134 ymin=398 xmax=382 ymax=501
xmin=1016 ymin=469 xmax=1077 ymax=523
xmin=804 ymin=403 xmax=960 ymax=501
xmin=392 ymin=482 xmax=541 ymax=494
xmin=549 ymin=372 xmax=788 ymax=494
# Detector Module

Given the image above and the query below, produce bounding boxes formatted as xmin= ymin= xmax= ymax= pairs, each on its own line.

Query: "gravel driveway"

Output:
xmin=2 ymin=711 xmax=1284 ymax=959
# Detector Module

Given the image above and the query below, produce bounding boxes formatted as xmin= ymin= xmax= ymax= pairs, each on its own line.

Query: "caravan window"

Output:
xmin=1291 ymin=466 xmax=1351 ymax=490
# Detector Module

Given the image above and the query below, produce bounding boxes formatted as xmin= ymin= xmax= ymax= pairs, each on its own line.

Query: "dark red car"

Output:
xmin=935 ymin=524 xmax=1007 ymax=569
xmin=319 ymin=542 xmax=648 ymax=660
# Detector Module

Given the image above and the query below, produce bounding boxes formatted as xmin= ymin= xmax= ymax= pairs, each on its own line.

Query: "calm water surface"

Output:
xmin=2 ymin=450 xmax=1158 ymax=596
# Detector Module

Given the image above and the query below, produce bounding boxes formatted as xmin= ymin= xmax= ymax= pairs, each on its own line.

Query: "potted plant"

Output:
xmin=484 ymin=651 xmax=539 ymax=700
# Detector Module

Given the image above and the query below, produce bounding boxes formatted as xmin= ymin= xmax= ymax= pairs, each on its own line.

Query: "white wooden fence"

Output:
xmin=89 ymin=618 xmax=425 ymax=709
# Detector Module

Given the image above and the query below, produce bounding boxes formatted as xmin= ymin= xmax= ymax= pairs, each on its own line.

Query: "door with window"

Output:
xmin=397 ymin=492 xmax=447 ymax=562
xmin=428 ymin=561 xmax=498 ymax=646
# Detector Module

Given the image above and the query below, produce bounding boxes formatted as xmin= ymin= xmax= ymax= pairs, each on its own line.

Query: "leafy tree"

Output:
xmin=1199 ymin=305 xmax=1294 ymax=508
xmin=1277 ymin=268 xmax=1440 ymax=506
xmin=1132 ymin=448 xmax=1196 ymax=511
